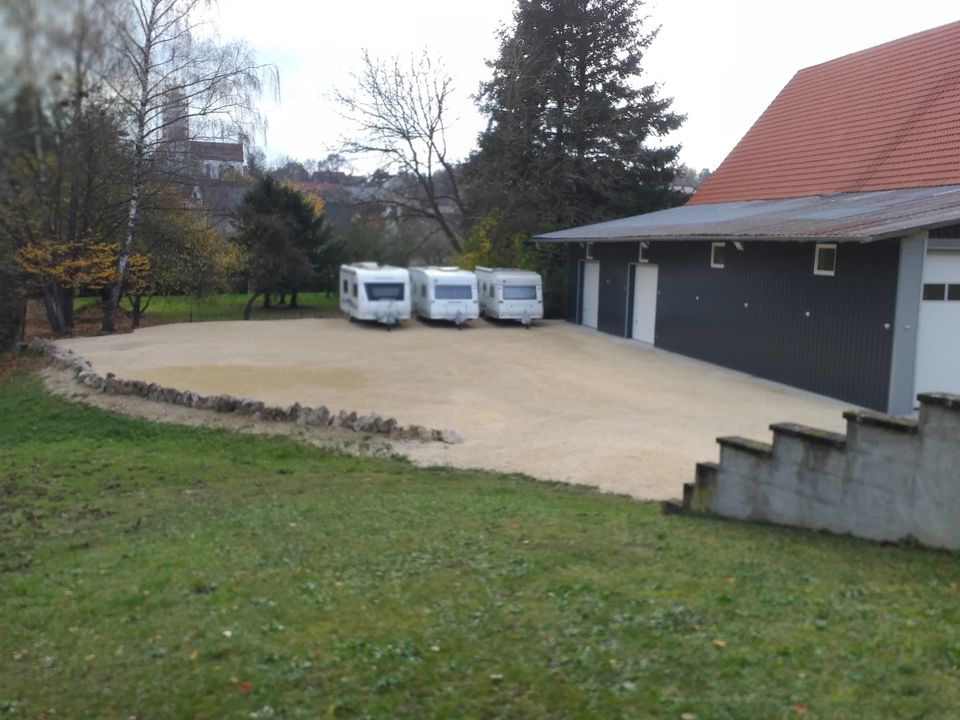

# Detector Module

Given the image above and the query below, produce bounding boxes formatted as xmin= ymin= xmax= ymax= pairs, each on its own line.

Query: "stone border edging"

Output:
xmin=26 ymin=338 xmax=463 ymax=445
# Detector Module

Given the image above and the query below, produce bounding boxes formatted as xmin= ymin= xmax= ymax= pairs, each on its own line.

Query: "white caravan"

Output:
xmin=339 ymin=263 xmax=411 ymax=327
xmin=409 ymin=267 xmax=480 ymax=326
xmin=475 ymin=267 xmax=544 ymax=327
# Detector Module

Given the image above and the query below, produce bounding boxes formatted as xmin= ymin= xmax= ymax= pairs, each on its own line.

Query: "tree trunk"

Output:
xmin=0 ymin=274 xmax=26 ymax=352
xmin=129 ymin=294 xmax=143 ymax=328
xmin=41 ymin=283 xmax=68 ymax=335
xmin=244 ymin=291 xmax=263 ymax=320
xmin=289 ymin=288 xmax=299 ymax=308
xmin=62 ymin=286 xmax=74 ymax=331
xmin=262 ymin=292 xmax=272 ymax=309
xmin=103 ymin=1 xmax=156 ymax=334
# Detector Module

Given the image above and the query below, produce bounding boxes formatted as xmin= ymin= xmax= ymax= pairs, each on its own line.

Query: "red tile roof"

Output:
xmin=690 ymin=21 xmax=960 ymax=205
xmin=189 ymin=141 xmax=244 ymax=163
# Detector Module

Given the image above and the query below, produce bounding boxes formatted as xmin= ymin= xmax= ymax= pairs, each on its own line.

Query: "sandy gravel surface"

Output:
xmin=56 ymin=318 xmax=851 ymax=499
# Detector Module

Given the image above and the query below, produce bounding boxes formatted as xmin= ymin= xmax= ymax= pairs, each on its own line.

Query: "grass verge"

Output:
xmin=73 ymin=293 xmax=340 ymax=325
xmin=1 ymin=368 xmax=959 ymax=718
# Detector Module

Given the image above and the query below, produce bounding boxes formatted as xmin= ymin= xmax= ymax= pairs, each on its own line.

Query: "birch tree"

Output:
xmin=101 ymin=0 xmax=273 ymax=332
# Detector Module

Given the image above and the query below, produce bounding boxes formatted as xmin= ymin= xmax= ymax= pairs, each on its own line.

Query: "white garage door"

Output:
xmin=581 ymin=261 xmax=600 ymax=329
xmin=631 ymin=264 xmax=659 ymax=344
xmin=915 ymin=251 xmax=960 ymax=396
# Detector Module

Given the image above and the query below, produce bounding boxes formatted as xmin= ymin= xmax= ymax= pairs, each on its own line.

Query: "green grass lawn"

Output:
xmin=73 ymin=292 xmax=340 ymax=324
xmin=2 ymin=367 xmax=959 ymax=718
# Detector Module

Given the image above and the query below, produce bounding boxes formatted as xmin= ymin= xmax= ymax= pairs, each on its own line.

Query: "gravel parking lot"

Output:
xmin=57 ymin=318 xmax=850 ymax=499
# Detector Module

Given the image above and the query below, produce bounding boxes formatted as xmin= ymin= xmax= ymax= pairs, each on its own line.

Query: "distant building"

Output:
xmin=157 ymin=89 xmax=250 ymax=233
xmin=188 ymin=141 xmax=245 ymax=179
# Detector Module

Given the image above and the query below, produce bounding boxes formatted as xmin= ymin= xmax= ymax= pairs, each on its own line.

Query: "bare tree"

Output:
xmin=100 ymin=0 xmax=275 ymax=332
xmin=336 ymin=51 xmax=466 ymax=254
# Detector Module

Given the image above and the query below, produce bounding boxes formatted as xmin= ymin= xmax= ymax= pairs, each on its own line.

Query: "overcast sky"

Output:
xmin=206 ymin=0 xmax=959 ymax=173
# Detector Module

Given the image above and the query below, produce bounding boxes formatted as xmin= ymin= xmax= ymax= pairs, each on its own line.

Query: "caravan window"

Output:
xmin=421 ymin=284 xmax=426 ymax=298
xmin=503 ymin=285 xmax=537 ymax=300
xmin=434 ymin=284 xmax=472 ymax=300
xmin=365 ymin=282 xmax=404 ymax=300
xmin=352 ymin=282 xmax=358 ymax=297
xmin=489 ymin=285 xmax=495 ymax=298
xmin=342 ymin=278 xmax=348 ymax=294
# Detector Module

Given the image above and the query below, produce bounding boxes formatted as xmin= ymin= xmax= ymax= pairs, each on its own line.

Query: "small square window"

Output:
xmin=948 ymin=284 xmax=960 ymax=301
xmin=924 ymin=283 xmax=946 ymax=301
xmin=814 ymin=244 xmax=837 ymax=276
xmin=710 ymin=242 xmax=725 ymax=269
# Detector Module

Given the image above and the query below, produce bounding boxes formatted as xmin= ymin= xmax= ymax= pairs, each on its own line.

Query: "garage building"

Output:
xmin=537 ymin=20 xmax=960 ymax=415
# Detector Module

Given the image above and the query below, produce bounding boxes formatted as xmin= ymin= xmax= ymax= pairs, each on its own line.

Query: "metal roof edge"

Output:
xmin=534 ymin=234 xmax=870 ymax=243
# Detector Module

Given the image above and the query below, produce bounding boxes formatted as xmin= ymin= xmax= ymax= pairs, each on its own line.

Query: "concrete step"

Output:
xmin=770 ymin=422 xmax=847 ymax=449
xmin=717 ymin=436 xmax=773 ymax=457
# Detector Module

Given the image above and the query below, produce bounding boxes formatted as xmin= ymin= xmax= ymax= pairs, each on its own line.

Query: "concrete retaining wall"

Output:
xmin=669 ymin=394 xmax=960 ymax=550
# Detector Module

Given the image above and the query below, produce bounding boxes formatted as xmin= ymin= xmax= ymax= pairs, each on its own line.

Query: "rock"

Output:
xmin=377 ymin=417 xmax=398 ymax=434
xmin=255 ymin=405 xmax=285 ymax=422
xmin=236 ymin=398 xmax=264 ymax=416
xmin=410 ymin=425 xmax=436 ymax=442
xmin=352 ymin=413 xmax=379 ymax=433
xmin=297 ymin=406 xmax=331 ymax=427
xmin=180 ymin=391 xmax=200 ymax=407
xmin=103 ymin=376 xmax=123 ymax=394
xmin=283 ymin=403 xmax=302 ymax=422
xmin=441 ymin=428 xmax=464 ymax=445
xmin=214 ymin=395 xmax=239 ymax=413
xmin=160 ymin=387 xmax=180 ymax=404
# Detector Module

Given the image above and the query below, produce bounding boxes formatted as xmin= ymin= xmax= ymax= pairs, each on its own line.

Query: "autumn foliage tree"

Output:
xmin=124 ymin=184 xmax=244 ymax=326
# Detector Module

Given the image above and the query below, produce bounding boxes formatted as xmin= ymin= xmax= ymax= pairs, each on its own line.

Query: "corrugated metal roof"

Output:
xmin=691 ymin=20 xmax=960 ymax=204
xmin=535 ymin=185 xmax=960 ymax=242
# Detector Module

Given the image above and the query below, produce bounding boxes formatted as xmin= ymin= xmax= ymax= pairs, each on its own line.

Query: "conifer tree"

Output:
xmin=466 ymin=0 xmax=685 ymax=236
